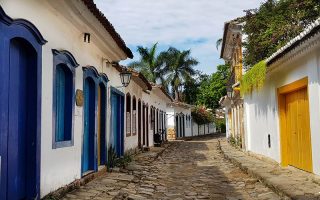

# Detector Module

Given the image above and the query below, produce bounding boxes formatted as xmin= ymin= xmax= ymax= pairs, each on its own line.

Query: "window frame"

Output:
xmin=132 ymin=96 xmax=137 ymax=136
xmin=126 ymin=93 xmax=132 ymax=137
xmin=52 ymin=49 xmax=79 ymax=149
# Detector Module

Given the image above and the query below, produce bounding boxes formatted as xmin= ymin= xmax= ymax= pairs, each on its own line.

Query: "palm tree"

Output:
xmin=128 ymin=43 xmax=165 ymax=84
xmin=161 ymin=47 xmax=198 ymax=101
xmin=216 ymin=38 xmax=222 ymax=50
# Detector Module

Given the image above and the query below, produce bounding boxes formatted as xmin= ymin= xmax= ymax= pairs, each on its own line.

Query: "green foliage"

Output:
xmin=240 ymin=60 xmax=267 ymax=96
xmin=196 ymin=64 xmax=230 ymax=109
xmin=228 ymin=135 xmax=242 ymax=148
xmin=128 ymin=43 xmax=167 ymax=85
xmin=107 ymin=146 xmax=118 ymax=170
xmin=243 ymin=0 xmax=320 ymax=67
xmin=214 ymin=118 xmax=226 ymax=133
xmin=107 ymin=146 xmax=133 ymax=170
xmin=161 ymin=47 xmax=198 ymax=101
xmin=183 ymin=71 xmax=208 ymax=105
xmin=191 ymin=106 xmax=214 ymax=125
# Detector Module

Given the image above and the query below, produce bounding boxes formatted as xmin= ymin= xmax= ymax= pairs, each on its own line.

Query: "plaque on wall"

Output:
xmin=76 ymin=89 xmax=84 ymax=107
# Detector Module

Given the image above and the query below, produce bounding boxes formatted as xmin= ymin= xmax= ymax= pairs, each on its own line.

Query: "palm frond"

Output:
xmin=216 ymin=38 xmax=223 ymax=50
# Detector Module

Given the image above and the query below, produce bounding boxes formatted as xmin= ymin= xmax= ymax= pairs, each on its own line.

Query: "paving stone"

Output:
xmin=60 ymin=135 xmax=281 ymax=200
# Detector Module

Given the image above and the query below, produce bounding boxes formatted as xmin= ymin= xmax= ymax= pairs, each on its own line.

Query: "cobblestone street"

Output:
xmin=62 ymin=135 xmax=281 ymax=200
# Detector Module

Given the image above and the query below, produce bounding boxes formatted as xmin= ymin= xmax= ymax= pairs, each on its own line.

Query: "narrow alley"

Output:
xmin=62 ymin=135 xmax=280 ymax=200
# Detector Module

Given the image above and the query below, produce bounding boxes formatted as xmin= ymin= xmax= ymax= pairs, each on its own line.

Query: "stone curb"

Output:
xmin=217 ymin=140 xmax=289 ymax=199
xmin=218 ymin=139 xmax=320 ymax=200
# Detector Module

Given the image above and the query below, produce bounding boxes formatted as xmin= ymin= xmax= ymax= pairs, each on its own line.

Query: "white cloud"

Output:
xmin=95 ymin=0 xmax=263 ymax=74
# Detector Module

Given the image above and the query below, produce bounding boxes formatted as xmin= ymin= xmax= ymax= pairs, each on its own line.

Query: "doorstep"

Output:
xmin=219 ymin=139 xmax=320 ymax=200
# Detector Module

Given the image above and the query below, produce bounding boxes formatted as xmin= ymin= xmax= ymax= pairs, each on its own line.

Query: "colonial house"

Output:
xmin=220 ymin=19 xmax=246 ymax=148
xmin=244 ymin=18 xmax=320 ymax=174
xmin=167 ymin=101 xmax=193 ymax=139
xmin=166 ymin=102 xmax=216 ymax=140
xmin=0 ymin=1 xmax=172 ymax=199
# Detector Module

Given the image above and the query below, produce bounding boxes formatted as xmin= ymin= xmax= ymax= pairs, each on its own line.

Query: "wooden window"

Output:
xmin=132 ymin=96 xmax=137 ymax=135
xmin=126 ymin=93 xmax=131 ymax=137
xmin=55 ymin=64 xmax=73 ymax=141
xmin=52 ymin=50 xmax=78 ymax=149
xmin=151 ymin=106 xmax=154 ymax=130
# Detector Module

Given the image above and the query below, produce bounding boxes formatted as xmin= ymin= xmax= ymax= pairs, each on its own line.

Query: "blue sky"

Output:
xmin=95 ymin=0 xmax=263 ymax=75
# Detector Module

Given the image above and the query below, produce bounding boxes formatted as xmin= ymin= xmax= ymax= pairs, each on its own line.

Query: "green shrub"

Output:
xmin=107 ymin=146 xmax=134 ymax=170
xmin=191 ymin=106 xmax=214 ymax=125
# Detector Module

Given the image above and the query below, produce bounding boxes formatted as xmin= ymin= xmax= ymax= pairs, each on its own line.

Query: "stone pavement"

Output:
xmin=219 ymin=139 xmax=320 ymax=200
xmin=61 ymin=135 xmax=281 ymax=200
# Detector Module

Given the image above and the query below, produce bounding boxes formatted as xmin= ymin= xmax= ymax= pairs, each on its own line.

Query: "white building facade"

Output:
xmin=0 ymin=1 xmax=172 ymax=199
xmin=244 ymin=19 xmax=320 ymax=174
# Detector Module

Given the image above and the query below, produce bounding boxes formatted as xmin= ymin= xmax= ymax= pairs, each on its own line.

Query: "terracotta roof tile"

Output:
xmin=81 ymin=0 xmax=133 ymax=59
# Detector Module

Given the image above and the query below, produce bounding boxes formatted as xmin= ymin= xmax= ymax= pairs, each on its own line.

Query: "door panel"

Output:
xmin=97 ymin=87 xmax=101 ymax=166
xmin=99 ymin=84 xmax=107 ymax=165
xmin=285 ymin=87 xmax=312 ymax=172
xmin=82 ymin=78 xmax=96 ymax=174
xmin=7 ymin=38 xmax=37 ymax=199
xmin=111 ymin=92 xmax=124 ymax=157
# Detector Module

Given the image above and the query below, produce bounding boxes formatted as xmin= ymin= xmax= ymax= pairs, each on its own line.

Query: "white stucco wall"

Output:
xmin=0 ymin=0 xmax=130 ymax=197
xmin=123 ymin=80 xmax=144 ymax=151
xmin=244 ymin=41 xmax=320 ymax=174
xmin=173 ymin=106 xmax=192 ymax=137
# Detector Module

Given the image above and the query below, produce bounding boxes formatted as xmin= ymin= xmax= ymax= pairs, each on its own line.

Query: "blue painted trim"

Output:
xmin=0 ymin=6 xmax=47 ymax=45
xmin=52 ymin=49 xmax=79 ymax=149
xmin=98 ymin=74 xmax=108 ymax=165
xmin=110 ymin=86 xmax=125 ymax=97
xmin=99 ymin=73 xmax=109 ymax=83
xmin=0 ymin=6 xmax=45 ymax=200
xmin=81 ymin=66 xmax=100 ymax=175
xmin=110 ymin=87 xmax=125 ymax=156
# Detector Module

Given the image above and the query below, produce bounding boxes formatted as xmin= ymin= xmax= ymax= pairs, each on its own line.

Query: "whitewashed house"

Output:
xmin=167 ymin=102 xmax=193 ymax=139
xmin=0 ymin=1 xmax=175 ymax=198
xmin=166 ymin=102 xmax=216 ymax=140
xmin=244 ymin=19 xmax=320 ymax=174
xmin=0 ymin=0 xmax=174 ymax=199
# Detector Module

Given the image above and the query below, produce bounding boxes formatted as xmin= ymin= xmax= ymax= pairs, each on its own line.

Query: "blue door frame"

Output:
xmin=81 ymin=67 xmax=109 ymax=174
xmin=82 ymin=67 xmax=99 ymax=175
xmin=98 ymin=74 xmax=109 ymax=165
xmin=110 ymin=87 xmax=125 ymax=157
xmin=0 ymin=7 xmax=46 ymax=200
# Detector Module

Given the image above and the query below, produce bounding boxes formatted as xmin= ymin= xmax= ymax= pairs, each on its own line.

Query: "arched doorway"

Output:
xmin=0 ymin=7 xmax=46 ymax=199
xmin=82 ymin=76 xmax=97 ymax=174
xmin=142 ymin=103 xmax=146 ymax=146
xmin=175 ymin=115 xmax=179 ymax=138
xmin=146 ymin=105 xmax=149 ymax=147
xmin=138 ymin=100 xmax=142 ymax=148
xmin=98 ymin=74 xmax=108 ymax=166
xmin=110 ymin=87 xmax=125 ymax=157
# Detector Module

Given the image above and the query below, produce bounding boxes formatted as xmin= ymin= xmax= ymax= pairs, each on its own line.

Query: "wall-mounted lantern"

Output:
xmin=119 ymin=68 xmax=132 ymax=87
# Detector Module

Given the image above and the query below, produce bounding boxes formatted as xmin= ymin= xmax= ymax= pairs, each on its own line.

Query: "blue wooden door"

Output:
xmin=98 ymin=84 xmax=107 ymax=165
xmin=0 ymin=7 xmax=45 ymax=200
xmin=82 ymin=77 xmax=96 ymax=174
xmin=7 ymin=38 xmax=38 ymax=200
xmin=111 ymin=94 xmax=120 ymax=156
xmin=111 ymin=92 xmax=124 ymax=157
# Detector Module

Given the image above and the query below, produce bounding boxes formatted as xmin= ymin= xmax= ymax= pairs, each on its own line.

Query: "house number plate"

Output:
xmin=76 ymin=89 xmax=84 ymax=107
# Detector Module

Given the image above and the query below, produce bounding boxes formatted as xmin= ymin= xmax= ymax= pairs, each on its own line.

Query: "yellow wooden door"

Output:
xmin=285 ymin=87 xmax=312 ymax=172
xmin=97 ymin=86 xmax=101 ymax=166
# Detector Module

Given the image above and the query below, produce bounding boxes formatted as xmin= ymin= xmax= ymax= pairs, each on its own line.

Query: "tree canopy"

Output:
xmin=128 ymin=43 xmax=166 ymax=84
xmin=243 ymin=0 xmax=320 ymax=67
xmin=196 ymin=64 xmax=230 ymax=109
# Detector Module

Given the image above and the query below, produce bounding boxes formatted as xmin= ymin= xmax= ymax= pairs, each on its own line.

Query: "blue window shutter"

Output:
xmin=56 ymin=65 xmax=66 ymax=141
